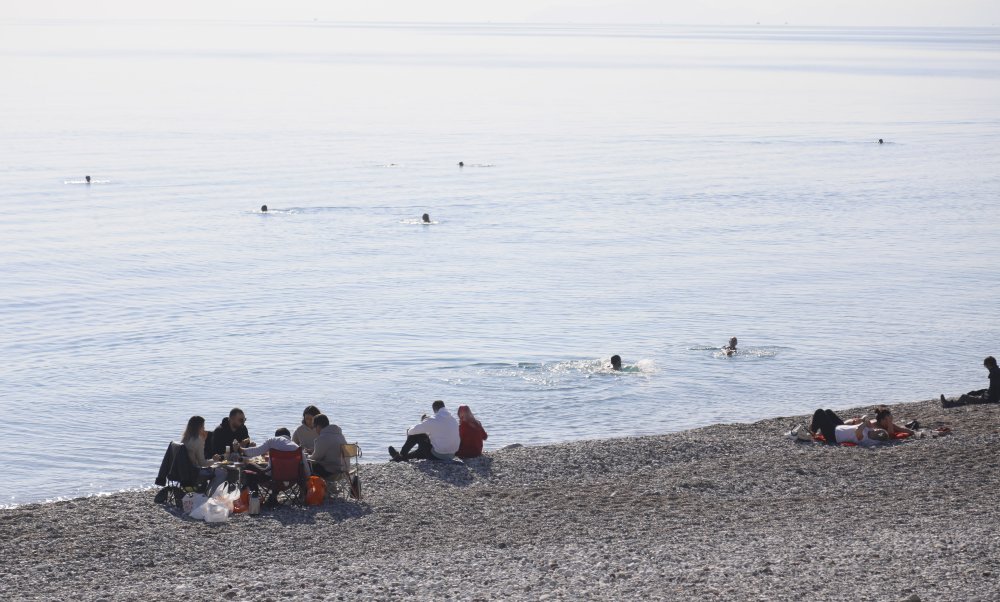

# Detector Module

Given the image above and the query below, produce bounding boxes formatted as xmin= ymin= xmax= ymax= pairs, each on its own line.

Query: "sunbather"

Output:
xmin=809 ymin=409 xmax=890 ymax=447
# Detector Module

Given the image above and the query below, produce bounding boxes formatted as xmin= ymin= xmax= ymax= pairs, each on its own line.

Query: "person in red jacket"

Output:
xmin=456 ymin=405 xmax=488 ymax=459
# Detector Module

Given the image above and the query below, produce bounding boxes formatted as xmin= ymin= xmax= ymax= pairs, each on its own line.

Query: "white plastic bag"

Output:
xmin=188 ymin=493 xmax=210 ymax=519
xmin=203 ymin=498 xmax=231 ymax=523
xmin=182 ymin=492 xmax=196 ymax=514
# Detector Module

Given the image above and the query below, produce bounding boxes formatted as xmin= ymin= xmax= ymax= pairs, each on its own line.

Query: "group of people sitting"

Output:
xmin=179 ymin=401 xmax=489 ymax=487
xmin=179 ymin=407 xmax=351 ymax=489
xmin=387 ymin=400 xmax=488 ymax=462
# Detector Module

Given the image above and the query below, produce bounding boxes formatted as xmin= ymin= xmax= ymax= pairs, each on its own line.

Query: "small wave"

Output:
xmin=64 ymin=179 xmax=111 ymax=184
xmin=401 ymin=218 xmax=438 ymax=225
xmin=711 ymin=347 xmax=781 ymax=359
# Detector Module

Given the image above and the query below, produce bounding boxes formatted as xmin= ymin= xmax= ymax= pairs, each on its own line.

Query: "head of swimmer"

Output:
xmin=728 ymin=337 xmax=737 ymax=349
xmin=422 ymin=213 xmax=430 ymax=223
xmin=261 ymin=204 xmax=268 ymax=212
xmin=610 ymin=355 xmax=622 ymax=371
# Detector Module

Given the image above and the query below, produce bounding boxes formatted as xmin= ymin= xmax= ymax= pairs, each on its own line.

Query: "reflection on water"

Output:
xmin=1 ymin=21 xmax=999 ymax=505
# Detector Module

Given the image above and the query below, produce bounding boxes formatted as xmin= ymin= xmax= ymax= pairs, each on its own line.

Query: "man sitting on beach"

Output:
xmin=941 ymin=356 xmax=999 ymax=407
xmin=240 ymin=427 xmax=308 ymax=491
xmin=207 ymin=408 xmax=255 ymax=457
xmin=388 ymin=400 xmax=460 ymax=462
xmin=307 ymin=414 xmax=349 ymax=478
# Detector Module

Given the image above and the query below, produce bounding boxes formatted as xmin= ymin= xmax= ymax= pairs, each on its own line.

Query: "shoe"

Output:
xmin=791 ymin=425 xmax=813 ymax=442
xmin=388 ymin=446 xmax=403 ymax=462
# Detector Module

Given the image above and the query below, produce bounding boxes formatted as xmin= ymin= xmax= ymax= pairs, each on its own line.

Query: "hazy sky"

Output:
xmin=6 ymin=0 xmax=1000 ymax=26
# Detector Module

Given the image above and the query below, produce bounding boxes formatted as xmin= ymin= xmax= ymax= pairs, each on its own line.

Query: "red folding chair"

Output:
xmin=260 ymin=448 xmax=306 ymax=507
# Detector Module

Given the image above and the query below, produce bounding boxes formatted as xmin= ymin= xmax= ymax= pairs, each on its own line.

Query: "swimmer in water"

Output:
xmin=261 ymin=205 xmax=268 ymax=213
xmin=85 ymin=175 xmax=91 ymax=184
xmin=458 ymin=161 xmax=464 ymax=168
xmin=723 ymin=337 xmax=738 ymax=356
xmin=610 ymin=355 xmax=622 ymax=371
xmin=422 ymin=213 xmax=430 ymax=223
xmin=878 ymin=139 xmax=884 ymax=144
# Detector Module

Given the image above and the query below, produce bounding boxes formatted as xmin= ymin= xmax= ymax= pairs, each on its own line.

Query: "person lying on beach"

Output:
xmin=809 ymin=409 xmax=890 ymax=447
xmin=307 ymin=414 xmax=349 ymax=478
xmin=292 ymin=405 xmax=322 ymax=451
xmin=872 ymin=405 xmax=916 ymax=437
xmin=941 ymin=356 xmax=999 ymax=407
xmin=208 ymin=408 xmax=255 ymax=457
xmin=388 ymin=400 xmax=461 ymax=462
xmin=610 ymin=355 xmax=622 ymax=371
xmin=723 ymin=337 xmax=738 ymax=356
xmin=456 ymin=405 xmax=488 ymax=459
xmin=240 ymin=427 xmax=308 ymax=491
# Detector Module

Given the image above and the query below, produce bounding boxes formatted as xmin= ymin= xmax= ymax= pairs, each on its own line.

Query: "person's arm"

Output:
xmin=241 ymin=439 xmax=271 ymax=458
xmin=407 ymin=418 xmax=432 ymax=437
xmin=893 ymin=422 xmax=915 ymax=436
xmin=309 ymin=434 xmax=328 ymax=463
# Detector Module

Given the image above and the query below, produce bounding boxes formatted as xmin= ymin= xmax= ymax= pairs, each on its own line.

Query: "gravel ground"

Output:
xmin=1 ymin=398 xmax=998 ymax=601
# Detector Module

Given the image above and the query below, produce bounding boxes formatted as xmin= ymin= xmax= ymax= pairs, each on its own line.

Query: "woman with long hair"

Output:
xmin=182 ymin=415 xmax=220 ymax=469
xmin=292 ymin=405 xmax=322 ymax=451
xmin=456 ymin=405 xmax=488 ymax=459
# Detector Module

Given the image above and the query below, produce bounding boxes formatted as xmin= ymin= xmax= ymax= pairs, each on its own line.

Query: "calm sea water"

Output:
xmin=1 ymin=20 xmax=998 ymax=505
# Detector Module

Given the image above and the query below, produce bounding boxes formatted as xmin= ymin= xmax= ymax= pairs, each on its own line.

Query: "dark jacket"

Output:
xmin=989 ymin=366 xmax=1000 ymax=403
xmin=155 ymin=441 xmax=199 ymax=487
xmin=207 ymin=417 xmax=250 ymax=457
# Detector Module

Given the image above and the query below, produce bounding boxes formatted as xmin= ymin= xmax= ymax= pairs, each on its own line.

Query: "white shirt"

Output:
xmin=407 ymin=407 xmax=461 ymax=456
xmin=240 ymin=436 xmax=299 ymax=458
xmin=834 ymin=425 xmax=882 ymax=447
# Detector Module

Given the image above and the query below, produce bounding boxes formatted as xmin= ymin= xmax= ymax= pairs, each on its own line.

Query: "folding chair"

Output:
xmin=153 ymin=442 xmax=207 ymax=508
xmin=260 ymin=448 xmax=306 ymax=507
xmin=325 ymin=443 xmax=363 ymax=501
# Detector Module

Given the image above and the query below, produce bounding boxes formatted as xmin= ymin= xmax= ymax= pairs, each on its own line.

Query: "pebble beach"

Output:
xmin=2 ymin=398 xmax=998 ymax=601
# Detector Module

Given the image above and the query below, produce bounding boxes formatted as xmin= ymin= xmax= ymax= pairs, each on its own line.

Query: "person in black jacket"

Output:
xmin=941 ymin=356 xmax=1000 ymax=407
xmin=206 ymin=407 xmax=254 ymax=457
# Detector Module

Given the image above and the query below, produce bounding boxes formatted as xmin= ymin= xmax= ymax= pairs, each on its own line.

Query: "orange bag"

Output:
xmin=305 ymin=476 xmax=326 ymax=506
xmin=233 ymin=487 xmax=250 ymax=514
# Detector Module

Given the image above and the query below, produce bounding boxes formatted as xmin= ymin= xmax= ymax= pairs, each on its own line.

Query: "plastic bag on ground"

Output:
xmin=188 ymin=493 xmax=210 ymax=520
xmin=203 ymin=498 xmax=231 ymax=523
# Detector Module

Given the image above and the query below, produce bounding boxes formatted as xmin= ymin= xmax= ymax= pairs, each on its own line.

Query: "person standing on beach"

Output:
xmin=942 ymin=356 xmax=1000 ymax=407
xmin=388 ymin=400 xmax=460 ymax=462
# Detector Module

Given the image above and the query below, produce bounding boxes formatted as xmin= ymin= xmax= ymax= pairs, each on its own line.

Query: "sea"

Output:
xmin=1 ymin=19 xmax=998 ymax=506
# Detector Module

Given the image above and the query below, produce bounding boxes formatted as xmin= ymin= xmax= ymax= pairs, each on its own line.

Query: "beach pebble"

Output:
xmin=0 ymin=398 xmax=996 ymax=601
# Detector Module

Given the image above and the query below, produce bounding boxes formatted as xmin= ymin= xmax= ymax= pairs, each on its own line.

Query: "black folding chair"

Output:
xmin=154 ymin=442 xmax=207 ymax=508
